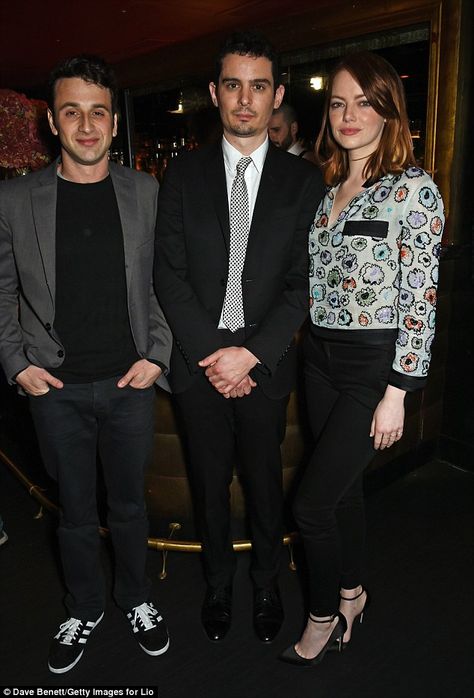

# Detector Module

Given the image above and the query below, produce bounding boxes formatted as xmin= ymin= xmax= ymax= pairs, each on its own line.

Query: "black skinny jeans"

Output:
xmin=29 ymin=377 xmax=155 ymax=619
xmin=293 ymin=327 xmax=396 ymax=616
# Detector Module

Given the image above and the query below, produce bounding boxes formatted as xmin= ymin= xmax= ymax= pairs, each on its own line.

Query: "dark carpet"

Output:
xmin=1 ymin=453 xmax=473 ymax=697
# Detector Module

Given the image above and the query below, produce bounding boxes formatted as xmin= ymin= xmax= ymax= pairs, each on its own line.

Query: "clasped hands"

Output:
xmin=198 ymin=346 xmax=259 ymax=399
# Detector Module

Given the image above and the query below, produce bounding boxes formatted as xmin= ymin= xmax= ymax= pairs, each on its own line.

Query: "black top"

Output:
xmin=50 ymin=174 xmax=138 ymax=382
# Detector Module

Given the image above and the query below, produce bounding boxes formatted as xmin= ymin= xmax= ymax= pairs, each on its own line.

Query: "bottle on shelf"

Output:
xmin=170 ymin=138 xmax=179 ymax=158
xmin=133 ymin=133 xmax=197 ymax=180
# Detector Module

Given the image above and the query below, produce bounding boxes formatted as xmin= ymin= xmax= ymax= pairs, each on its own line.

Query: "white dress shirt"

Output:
xmin=219 ymin=136 xmax=269 ymax=329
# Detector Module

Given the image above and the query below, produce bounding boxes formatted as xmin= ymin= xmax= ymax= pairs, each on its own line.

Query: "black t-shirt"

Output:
xmin=50 ymin=174 xmax=139 ymax=382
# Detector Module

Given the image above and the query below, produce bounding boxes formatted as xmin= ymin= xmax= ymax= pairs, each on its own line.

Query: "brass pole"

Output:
xmin=1 ymin=448 xmax=298 ymax=555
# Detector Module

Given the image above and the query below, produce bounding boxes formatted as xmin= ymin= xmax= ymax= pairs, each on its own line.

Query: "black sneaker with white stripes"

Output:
xmin=126 ymin=601 xmax=169 ymax=656
xmin=48 ymin=612 xmax=104 ymax=674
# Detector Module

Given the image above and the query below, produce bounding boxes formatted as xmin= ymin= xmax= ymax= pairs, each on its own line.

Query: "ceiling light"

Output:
xmin=168 ymin=98 xmax=184 ymax=114
xmin=310 ymin=76 xmax=324 ymax=91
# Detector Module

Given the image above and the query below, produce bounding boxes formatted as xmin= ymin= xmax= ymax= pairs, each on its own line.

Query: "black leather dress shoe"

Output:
xmin=253 ymin=586 xmax=284 ymax=643
xmin=201 ymin=586 xmax=232 ymax=642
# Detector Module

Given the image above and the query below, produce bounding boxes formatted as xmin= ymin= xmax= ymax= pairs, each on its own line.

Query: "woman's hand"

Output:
xmin=370 ymin=385 xmax=406 ymax=450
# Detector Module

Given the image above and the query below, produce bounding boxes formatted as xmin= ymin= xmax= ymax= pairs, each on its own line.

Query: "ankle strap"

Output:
xmin=340 ymin=588 xmax=365 ymax=602
xmin=308 ymin=613 xmax=337 ymax=624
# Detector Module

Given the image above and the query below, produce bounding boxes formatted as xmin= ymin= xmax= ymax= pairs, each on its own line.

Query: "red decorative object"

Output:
xmin=0 ymin=89 xmax=52 ymax=172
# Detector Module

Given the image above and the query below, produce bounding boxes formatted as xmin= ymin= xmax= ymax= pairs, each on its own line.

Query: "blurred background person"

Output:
xmin=0 ymin=514 xmax=7 ymax=546
xmin=268 ymin=103 xmax=316 ymax=163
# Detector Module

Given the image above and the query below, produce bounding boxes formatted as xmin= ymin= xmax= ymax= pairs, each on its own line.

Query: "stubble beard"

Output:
xmin=228 ymin=123 xmax=258 ymax=138
xmin=281 ymin=131 xmax=294 ymax=151
xmin=62 ymin=137 xmax=111 ymax=168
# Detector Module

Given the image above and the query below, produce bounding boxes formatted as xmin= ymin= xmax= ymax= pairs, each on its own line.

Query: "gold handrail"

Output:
xmin=0 ymin=447 xmax=298 ymax=571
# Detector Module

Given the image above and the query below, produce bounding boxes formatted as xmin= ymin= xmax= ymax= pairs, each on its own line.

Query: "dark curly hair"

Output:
xmin=215 ymin=31 xmax=280 ymax=90
xmin=48 ymin=54 xmax=119 ymax=115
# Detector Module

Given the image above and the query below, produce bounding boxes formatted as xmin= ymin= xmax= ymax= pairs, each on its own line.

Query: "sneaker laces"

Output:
xmin=55 ymin=618 xmax=83 ymax=645
xmin=131 ymin=602 xmax=159 ymax=632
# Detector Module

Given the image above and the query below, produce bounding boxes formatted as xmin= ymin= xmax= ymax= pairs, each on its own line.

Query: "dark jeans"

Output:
xmin=174 ymin=372 xmax=288 ymax=590
xmin=29 ymin=377 xmax=155 ymax=618
xmin=293 ymin=329 xmax=396 ymax=616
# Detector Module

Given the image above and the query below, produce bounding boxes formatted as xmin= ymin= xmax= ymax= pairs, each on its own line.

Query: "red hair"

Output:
xmin=315 ymin=52 xmax=416 ymax=186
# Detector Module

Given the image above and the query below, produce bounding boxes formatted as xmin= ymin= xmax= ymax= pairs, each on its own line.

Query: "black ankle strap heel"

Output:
xmin=340 ymin=588 xmax=370 ymax=625
xmin=278 ymin=612 xmax=348 ymax=666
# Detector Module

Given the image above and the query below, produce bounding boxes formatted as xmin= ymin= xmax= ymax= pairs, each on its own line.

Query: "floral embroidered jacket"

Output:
xmin=308 ymin=166 xmax=444 ymax=391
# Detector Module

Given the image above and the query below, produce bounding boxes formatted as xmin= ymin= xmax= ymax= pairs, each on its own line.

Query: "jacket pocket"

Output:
xmin=343 ymin=220 xmax=389 ymax=238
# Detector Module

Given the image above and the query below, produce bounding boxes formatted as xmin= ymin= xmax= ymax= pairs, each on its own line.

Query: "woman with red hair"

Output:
xmin=280 ymin=52 xmax=444 ymax=666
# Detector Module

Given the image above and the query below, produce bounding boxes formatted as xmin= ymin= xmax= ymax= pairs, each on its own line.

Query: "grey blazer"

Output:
xmin=0 ymin=160 xmax=171 ymax=391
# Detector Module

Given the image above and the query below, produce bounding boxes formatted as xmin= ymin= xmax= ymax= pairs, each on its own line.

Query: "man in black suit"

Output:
xmin=155 ymin=32 xmax=324 ymax=643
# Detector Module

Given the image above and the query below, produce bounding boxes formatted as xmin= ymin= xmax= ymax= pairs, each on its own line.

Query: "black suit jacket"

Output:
xmin=154 ymin=141 xmax=324 ymax=398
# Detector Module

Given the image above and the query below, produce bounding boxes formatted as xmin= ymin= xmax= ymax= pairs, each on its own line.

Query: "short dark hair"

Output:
xmin=273 ymin=103 xmax=298 ymax=124
xmin=215 ymin=31 xmax=280 ymax=89
xmin=48 ymin=54 xmax=119 ymax=115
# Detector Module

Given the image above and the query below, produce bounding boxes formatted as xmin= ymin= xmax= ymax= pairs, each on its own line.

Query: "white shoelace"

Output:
xmin=55 ymin=618 xmax=83 ymax=645
xmin=131 ymin=602 xmax=159 ymax=631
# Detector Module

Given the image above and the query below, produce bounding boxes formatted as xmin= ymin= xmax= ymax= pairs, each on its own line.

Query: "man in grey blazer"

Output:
xmin=0 ymin=55 xmax=171 ymax=674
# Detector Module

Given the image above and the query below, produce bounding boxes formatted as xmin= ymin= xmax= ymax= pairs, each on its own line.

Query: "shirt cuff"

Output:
xmin=388 ymin=369 xmax=427 ymax=392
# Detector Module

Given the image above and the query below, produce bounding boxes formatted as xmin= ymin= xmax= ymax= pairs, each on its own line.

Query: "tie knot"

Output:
xmin=236 ymin=157 xmax=252 ymax=177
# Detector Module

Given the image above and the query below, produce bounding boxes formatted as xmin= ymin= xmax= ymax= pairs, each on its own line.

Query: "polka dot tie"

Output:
xmin=222 ymin=156 xmax=252 ymax=332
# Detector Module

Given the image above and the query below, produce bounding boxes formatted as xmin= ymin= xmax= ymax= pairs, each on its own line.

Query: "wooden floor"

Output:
xmin=0 ymin=451 xmax=473 ymax=697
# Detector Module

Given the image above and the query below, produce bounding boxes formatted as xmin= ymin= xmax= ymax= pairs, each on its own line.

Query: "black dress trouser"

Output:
xmin=174 ymin=371 xmax=288 ymax=590
xmin=29 ymin=377 xmax=154 ymax=619
xmin=293 ymin=328 xmax=396 ymax=616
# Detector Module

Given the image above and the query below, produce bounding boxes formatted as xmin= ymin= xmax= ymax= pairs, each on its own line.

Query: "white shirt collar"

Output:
xmin=222 ymin=135 xmax=269 ymax=176
xmin=287 ymin=141 xmax=305 ymax=156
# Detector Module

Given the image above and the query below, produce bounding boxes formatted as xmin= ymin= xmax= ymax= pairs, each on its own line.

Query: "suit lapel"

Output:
xmin=30 ymin=161 xmax=139 ymax=306
xmin=31 ymin=162 xmax=58 ymax=306
xmin=203 ymin=141 xmax=280 ymax=256
xmin=204 ymin=142 xmax=230 ymax=252
xmin=249 ymin=144 xmax=279 ymax=242
xmin=109 ymin=164 xmax=137 ymax=289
